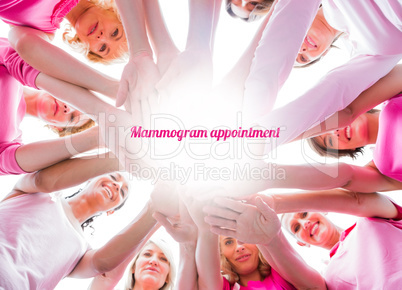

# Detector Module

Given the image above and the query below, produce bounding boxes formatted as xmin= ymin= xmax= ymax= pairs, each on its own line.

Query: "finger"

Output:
xmin=214 ymin=197 xmax=247 ymax=214
xmin=153 ymin=212 xmax=174 ymax=230
xmin=203 ymin=205 xmax=240 ymax=220
xmin=116 ymin=81 xmax=129 ymax=107
xmin=255 ymin=197 xmax=275 ymax=223
xmin=209 ymin=226 xmax=236 ymax=238
xmin=204 ymin=216 xmax=237 ymax=230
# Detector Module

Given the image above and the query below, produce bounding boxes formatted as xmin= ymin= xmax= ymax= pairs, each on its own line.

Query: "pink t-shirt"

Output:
xmin=325 ymin=200 xmax=402 ymax=289
xmin=0 ymin=0 xmax=78 ymax=33
xmin=0 ymin=37 xmax=40 ymax=175
xmin=222 ymin=268 xmax=296 ymax=290
xmin=373 ymin=93 xmax=402 ymax=181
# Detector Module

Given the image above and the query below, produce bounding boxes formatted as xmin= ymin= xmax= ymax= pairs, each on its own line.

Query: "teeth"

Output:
xmin=311 ymin=223 xmax=318 ymax=236
xmin=346 ymin=126 xmax=351 ymax=139
xmin=306 ymin=36 xmax=316 ymax=47
xmin=105 ymin=187 xmax=112 ymax=198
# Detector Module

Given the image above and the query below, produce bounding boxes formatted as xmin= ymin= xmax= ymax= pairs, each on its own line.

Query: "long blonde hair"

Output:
xmin=124 ymin=240 xmax=176 ymax=290
xmin=220 ymin=241 xmax=271 ymax=284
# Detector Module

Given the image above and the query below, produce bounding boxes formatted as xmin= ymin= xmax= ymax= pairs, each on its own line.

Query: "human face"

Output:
xmin=314 ymin=114 xmax=370 ymax=150
xmin=134 ymin=243 xmax=170 ymax=289
xmin=36 ymin=92 xmax=89 ymax=128
xmin=81 ymin=173 xmax=129 ymax=213
xmin=220 ymin=236 xmax=260 ymax=276
xmin=226 ymin=0 xmax=267 ymax=22
xmin=74 ymin=6 xmax=126 ymax=60
xmin=282 ymin=212 xmax=337 ymax=247
xmin=295 ymin=9 xmax=336 ymax=65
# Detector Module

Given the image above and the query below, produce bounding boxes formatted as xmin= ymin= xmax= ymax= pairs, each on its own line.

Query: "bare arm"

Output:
xmin=69 ymin=202 xmax=159 ymax=278
xmin=8 ymin=26 xmax=118 ymax=98
xmin=10 ymin=153 xmax=119 ymax=197
xmin=259 ymin=188 xmax=398 ymax=219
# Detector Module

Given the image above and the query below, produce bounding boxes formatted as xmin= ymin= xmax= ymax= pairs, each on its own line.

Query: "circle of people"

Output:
xmin=1 ymin=0 xmax=402 ymax=289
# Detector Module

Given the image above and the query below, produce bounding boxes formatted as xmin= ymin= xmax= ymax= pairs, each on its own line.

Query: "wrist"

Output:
xmin=260 ymin=228 xmax=284 ymax=248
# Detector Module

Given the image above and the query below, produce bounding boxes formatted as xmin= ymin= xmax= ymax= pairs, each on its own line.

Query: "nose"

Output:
xmin=300 ymin=219 xmax=311 ymax=230
xmin=62 ymin=104 xmax=71 ymax=114
xmin=97 ymin=30 xmax=104 ymax=39
xmin=112 ymin=181 xmax=123 ymax=193
xmin=236 ymin=244 xmax=245 ymax=253
xmin=148 ymin=255 xmax=159 ymax=266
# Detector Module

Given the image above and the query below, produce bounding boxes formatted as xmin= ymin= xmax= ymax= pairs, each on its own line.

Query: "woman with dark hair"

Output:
xmin=0 ymin=154 xmax=160 ymax=289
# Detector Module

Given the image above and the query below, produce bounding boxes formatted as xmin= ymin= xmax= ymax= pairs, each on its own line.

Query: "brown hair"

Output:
xmin=49 ymin=119 xmax=96 ymax=137
xmin=308 ymin=109 xmax=380 ymax=159
xmin=62 ymin=0 xmax=128 ymax=64
xmin=219 ymin=241 xmax=271 ymax=284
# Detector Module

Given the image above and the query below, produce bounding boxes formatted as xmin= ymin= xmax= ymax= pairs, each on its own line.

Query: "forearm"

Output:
xmin=258 ymin=231 xmax=326 ymax=289
xmin=196 ymin=231 xmax=222 ymax=290
xmin=8 ymin=26 xmax=118 ymax=97
xmin=14 ymin=153 xmax=119 ymax=194
xmin=15 ymin=126 xmax=100 ymax=173
xmin=143 ymin=0 xmax=178 ymax=58
xmin=186 ymin=0 xmax=216 ymax=51
xmin=270 ymin=189 xmax=398 ymax=218
xmin=115 ymin=0 xmax=152 ymax=55
xmin=177 ymin=242 xmax=198 ymax=290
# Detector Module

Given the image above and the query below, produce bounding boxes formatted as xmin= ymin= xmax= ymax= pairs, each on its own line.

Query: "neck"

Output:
xmin=239 ymin=270 xmax=263 ymax=287
xmin=65 ymin=0 xmax=94 ymax=26
xmin=67 ymin=193 xmax=96 ymax=224
xmin=316 ymin=8 xmax=341 ymax=39
xmin=23 ymin=88 xmax=39 ymax=117
xmin=367 ymin=112 xmax=380 ymax=145
xmin=132 ymin=282 xmax=159 ymax=290
xmin=323 ymin=225 xmax=343 ymax=250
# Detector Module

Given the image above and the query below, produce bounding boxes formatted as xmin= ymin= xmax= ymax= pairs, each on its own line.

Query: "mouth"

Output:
xmin=54 ymin=99 xmax=59 ymax=116
xmin=87 ymin=22 xmax=98 ymax=36
xmin=102 ymin=184 xmax=115 ymax=200
xmin=304 ymin=35 xmax=317 ymax=48
xmin=310 ymin=222 xmax=319 ymax=236
xmin=235 ymin=254 xmax=251 ymax=262
xmin=145 ymin=267 xmax=159 ymax=273
xmin=345 ymin=126 xmax=351 ymax=141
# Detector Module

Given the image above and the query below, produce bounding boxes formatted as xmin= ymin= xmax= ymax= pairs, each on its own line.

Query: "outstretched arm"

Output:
xmin=69 ymin=202 xmax=159 ymax=278
xmin=8 ymin=26 xmax=118 ymax=98
xmin=9 ymin=153 xmax=120 ymax=198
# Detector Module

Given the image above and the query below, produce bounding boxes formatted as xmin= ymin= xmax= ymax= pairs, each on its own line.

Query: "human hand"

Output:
xmin=204 ymin=196 xmax=281 ymax=245
xmin=116 ymin=51 xmax=161 ymax=109
xmin=153 ymin=199 xmax=197 ymax=244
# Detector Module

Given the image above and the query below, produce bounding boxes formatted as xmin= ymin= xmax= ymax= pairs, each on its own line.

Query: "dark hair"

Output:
xmin=225 ymin=0 xmax=273 ymax=22
xmin=308 ymin=109 xmax=380 ymax=159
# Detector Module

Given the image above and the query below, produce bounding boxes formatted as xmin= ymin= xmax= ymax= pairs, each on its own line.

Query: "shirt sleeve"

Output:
xmin=243 ymin=0 xmax=321 ymax=121
xmin=256 ymin=53 xmax=402 ymax=152
xmin=0 ymin=38 xmax=40 ymax=89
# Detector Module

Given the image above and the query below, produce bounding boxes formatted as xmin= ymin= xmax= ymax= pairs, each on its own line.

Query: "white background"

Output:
xmin=0 ymin=1 xmax=401 ymax=289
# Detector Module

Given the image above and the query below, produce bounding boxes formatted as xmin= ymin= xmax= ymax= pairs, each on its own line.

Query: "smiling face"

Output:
xmin=282 ymin=212 xmax=338 ymax=248
xmin=80 ymin=172 xmax=129 ymax=214
xmin=74 ymin=6 xmax=127 ymax=60
xmin=314 ymin=114 xmax=370 ymax=151
xmin=220 ymin=236 xmax=260 ymax=276
xmin=295 ymin=8 xmax=338 ymax=66
xmin=36 ymin=92 xmax=90 ymax=128
xmin=133 ymin=243 xmax=170 ymax=289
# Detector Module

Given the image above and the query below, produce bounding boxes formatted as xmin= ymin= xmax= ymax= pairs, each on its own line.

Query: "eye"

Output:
xmin=294 ymin=224 xmax=300 ymax=233
xmin=112 ymin=28 xmax=119 ymax=37
xmin=225 ymin=240 xmax=233 ymax=246
xmin=301 ymin=212 xmax=308 ymax=218
xmin=160 ymin=256 xmax=168 ymax=262
xmin=99 ymin=44 xmax=107 ymax=52
xmin=301 ymin=55 xmax=307 ymax=63
xmin=143 ymin=252 xmax=152 ymax=257
xmin=110 ymin=174 xmax=117 ymax=181
xmin=250 ymin=1 xmax=259 ymax=6
xmin=328 ymin=136 xmax=333 ymax=147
